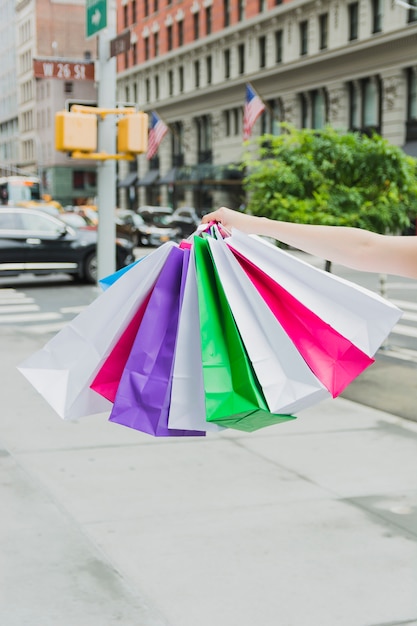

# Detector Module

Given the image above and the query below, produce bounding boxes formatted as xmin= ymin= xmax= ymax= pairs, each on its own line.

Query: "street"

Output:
xmin=0 ymin=248 xmax=417 ymax=626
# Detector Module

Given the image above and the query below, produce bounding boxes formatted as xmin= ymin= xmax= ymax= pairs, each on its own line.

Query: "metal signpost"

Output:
xmin=86 ymin=0 xmax=117 ymax=280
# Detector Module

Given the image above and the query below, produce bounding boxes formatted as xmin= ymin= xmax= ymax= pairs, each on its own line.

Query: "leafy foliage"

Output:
xmin=242 ymin=125 xmax=417 ymax=234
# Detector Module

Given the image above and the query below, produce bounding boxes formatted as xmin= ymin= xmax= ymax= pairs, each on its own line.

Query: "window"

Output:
xmin=224 ymin=49 xmax=231 ymax=78
xmin=259 ymin=0 xmax=266 ymax=11
xmin=206 ymin=56 xmax=212 ymax=84
xmin=206 ymin=6 xmax=212 ymax=34
xmin=132 ymin=0 xmax=137 ymax=23
xmin=178 ymin=20 xmax=184 ymax=46
xmin=349 ymin=2 xmax=359 ymax=40
xmin=144 ymin=0 xmax=149 ymax=16
xmin=224 ymin=0 xmax=230 ymax=27
xmin=179 ymin=66 xmax=184 ymax=92
xmin=319 ymin=13 xmax=328 ymax=50
xmin=408 ymin=0 xmax=417 ymax=22
xmin=171 ymin=121 xmax=184 ymax=166
xmin=349 ymin=82 xmax=360 ymax=129
xmin=132 ymin=43 xmax=137 ymax=65
xmin=348 ymin=77 xmax=381 ymax=134
xmin=64 ymin=82 xmax=73 ymax=94
xmin=145 ymin=78 xmax=150 ymax=102
xmin=154 ymin=0 xmax=158 ymax=12
xmin=194 ymin=60 xmax=200 ymax=88
xmin=363 ymin=78 xmax=378 ymax=127
xmin=406 ymin=68 xmax=417 ymax=140
xmin=300 ymin=93 xmax=309 ymax=128
xmin=372 ymin=0 xmax=383 ymax=33
xmin=300 ymin=21 xmax=308 ymax=55
xmin=155 ymin=75 xmax=159 ymax=99
xmin=259 ymin=36 xmax=266 ymax=68
xmin=224 ymin=108 xmax=240 ymax=136
xmin=312 ymin=90 xmax=327 ymax=128
xmin=261 ymin=98 xmax=283 ymax=134
xmin=238 ymin=43 xmax=245 ymax=74
xmin=154 ymin=32 xmax=159 ymax=56
xmin=275 ymin=30 xmax=283 ymax=63
xmin=195 ymin=115 xmax=212 ymax=162
xmin=408 ymin=69 xmax=417 ymax=121
xmin=167 ymin=25 xmax=173 ymax=51
xmin=238 ymin=0 xmax=244 ymax=20
xmin=168 ymin=69 xmax=174 ymax=95
xmin=123 ymin=5 xmax=128 ymax=27
xmin=144 ymin=37 xmax=150 ymax=60
xmin=193 ymin=12 xmax=199 ymax=39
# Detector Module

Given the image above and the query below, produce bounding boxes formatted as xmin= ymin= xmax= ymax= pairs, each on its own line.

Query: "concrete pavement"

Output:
xmin=1 ymin=330 xmax=417 ymax=626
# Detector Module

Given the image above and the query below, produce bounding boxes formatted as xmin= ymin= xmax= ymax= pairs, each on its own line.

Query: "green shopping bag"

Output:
xmin=194 ymin=236 xmax=295 ymax=432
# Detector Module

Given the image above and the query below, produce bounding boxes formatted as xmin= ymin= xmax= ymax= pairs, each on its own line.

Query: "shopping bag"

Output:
xmin=231 ymin=248 xmax=374 ymax=397
xmin=227 ymin=230 xmax=402 ymax=357
xmin=89 ymin=289 xmax=153 ymax=402
xmin=206 ymin=236 xmax=330 ymax=412
xmin=109 ymin=246 xmax=205 ymax=437
xmin=18 ymin=243 xmax=176 ymax=420
xmin=168 ymin=247 xmax=225 ymax=432
xmin=194 ymin=236 xmax=295 ymax=432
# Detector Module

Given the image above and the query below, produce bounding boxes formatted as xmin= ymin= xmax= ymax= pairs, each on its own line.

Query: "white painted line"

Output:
xmin=0 ymin=312 xmax=61 ymax=323
xmin=0 ymin=304 xmax=39 ymax=314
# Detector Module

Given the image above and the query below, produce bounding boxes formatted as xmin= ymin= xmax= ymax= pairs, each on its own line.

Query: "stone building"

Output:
xmin=116 ymin=0 xmax=417 ymax=212
xmin=3 ymin=0 xmax=98 ymax=205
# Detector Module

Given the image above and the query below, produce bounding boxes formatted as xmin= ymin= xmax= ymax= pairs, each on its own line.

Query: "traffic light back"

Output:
xmin=117 ymin=112 xmax=148 ymax=154
xmin=55 ymin=111 xmax=97 ymax=152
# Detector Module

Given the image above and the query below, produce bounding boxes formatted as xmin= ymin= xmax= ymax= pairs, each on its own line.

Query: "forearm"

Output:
xmin=202 ymin=207 xmax=417 ymax=278
xmin=253 ymin=218 xmax=383 ymax=271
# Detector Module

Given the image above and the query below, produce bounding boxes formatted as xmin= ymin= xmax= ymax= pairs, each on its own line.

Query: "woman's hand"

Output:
xmin=201 ymin=207 xmax=262 ymax=234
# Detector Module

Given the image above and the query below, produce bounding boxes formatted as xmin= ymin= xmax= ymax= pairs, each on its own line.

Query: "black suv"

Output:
xmin=0 ymin=207 xmax=135 ymax=283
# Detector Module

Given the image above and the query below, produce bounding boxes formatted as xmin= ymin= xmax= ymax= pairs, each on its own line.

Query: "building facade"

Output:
xmin=4 ymin=0 xmax=98 ymax=205
xmin=115 ymin=0 xmax=417 ymax=212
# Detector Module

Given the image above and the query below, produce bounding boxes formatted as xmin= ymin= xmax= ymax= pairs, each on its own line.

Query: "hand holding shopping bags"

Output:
xmin=18 ymin=225 xmax=402 ymax=437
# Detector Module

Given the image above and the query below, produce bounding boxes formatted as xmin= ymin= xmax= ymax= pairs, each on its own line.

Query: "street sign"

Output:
xmin=110 ymin=30 xmax=131 ymax=58
xmin=86 ymin=0 xmax=107 ymax=38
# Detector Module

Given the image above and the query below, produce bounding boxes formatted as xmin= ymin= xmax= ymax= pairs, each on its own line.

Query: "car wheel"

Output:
xmin=83 ymin=251 xmax=98 ymax=283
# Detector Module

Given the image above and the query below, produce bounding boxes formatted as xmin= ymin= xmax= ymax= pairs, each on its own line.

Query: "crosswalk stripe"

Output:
xmin=390 ymin=299 xmax=417 ymax=312
xmin=390 ymin=324 xmax=417 ymax=339
xmin=0 ymin=312 xmax=61 ymax=323
xmin=0 ymin=304 xmax=39 ymax=314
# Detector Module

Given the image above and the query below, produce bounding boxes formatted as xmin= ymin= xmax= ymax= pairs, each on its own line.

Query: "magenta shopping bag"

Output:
xmin=109 ymin=246 xmax=205 ymax=437
xmin=232 ymin=248 xmax=374 ymax=397
xmin=89 ymin=289 xmax=153 ymax=403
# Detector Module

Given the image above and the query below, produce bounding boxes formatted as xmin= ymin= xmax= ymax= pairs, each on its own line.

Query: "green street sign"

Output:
xmin=86 ymin=0 xmax=107 ymax=38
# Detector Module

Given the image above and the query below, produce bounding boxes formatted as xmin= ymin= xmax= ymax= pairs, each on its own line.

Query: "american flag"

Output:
xmin=243 ymin=84 xmax=266 ymax=141
xmin=146 ymin=111 xmax=169 ymax=160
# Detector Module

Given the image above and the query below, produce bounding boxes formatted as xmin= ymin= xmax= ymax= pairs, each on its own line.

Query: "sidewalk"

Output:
xmin=2 ymin=331 xmax=417 ymax=626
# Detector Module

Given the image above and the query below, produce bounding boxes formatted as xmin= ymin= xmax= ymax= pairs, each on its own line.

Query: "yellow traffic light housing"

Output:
xmin=55 ymin=111 xmax=97 ymax=152
xmin=117 ymin=112 xmax=148 ymax=154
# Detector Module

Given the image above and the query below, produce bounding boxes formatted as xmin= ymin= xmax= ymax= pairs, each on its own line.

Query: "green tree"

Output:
xmin=243 ymin=125 xmax=417 ymax=238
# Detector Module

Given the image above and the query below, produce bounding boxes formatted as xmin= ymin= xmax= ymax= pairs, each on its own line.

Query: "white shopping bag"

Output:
xmin=168 ymin=248 xmax=224 ymax=432
xmin=206 ymin=236 xmax=330 ymax=414
xmin=18 ymin=243 xmax=176 ymax=420
xmin=227 ymin=229 xmax=402 ymax=356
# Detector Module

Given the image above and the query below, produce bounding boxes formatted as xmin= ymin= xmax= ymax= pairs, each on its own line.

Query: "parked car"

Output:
xmin=167 ymin=207 xmax=200 ymax=238
xmin=119 ymin=208 xmax=180 ymax=247
xmin=137 ymin=205 xmax=173 ymax=225
xmin=0 ymin=207 xmax=135 ymax=283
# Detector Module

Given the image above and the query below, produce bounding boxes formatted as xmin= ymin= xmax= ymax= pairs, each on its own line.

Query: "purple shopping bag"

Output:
xmin=109 ymin=246 xmax=205 ymax=437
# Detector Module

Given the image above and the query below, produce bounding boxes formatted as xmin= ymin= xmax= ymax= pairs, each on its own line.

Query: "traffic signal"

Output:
xmin=55 ymin=111 xmax=97 ymax=152
xmin=117 ymin=112 xmax=148 ymax=154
